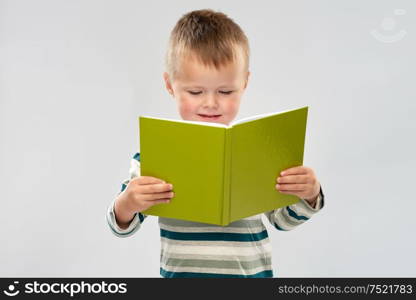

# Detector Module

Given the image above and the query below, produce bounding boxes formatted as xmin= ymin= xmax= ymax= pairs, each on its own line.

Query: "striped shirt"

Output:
xmin=106 ymin=152 xmax=325 ymax=278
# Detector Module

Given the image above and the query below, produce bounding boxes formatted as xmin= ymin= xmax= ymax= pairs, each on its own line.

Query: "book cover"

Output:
xmin=138 ymin=106 xmax=308 ymax=226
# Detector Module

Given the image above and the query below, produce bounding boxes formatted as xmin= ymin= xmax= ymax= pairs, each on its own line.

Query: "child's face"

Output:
xmin=163 ymin=53 xmax=250 ymax=126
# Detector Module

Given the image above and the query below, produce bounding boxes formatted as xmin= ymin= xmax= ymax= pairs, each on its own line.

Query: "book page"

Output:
xmin=228 ymin=105 xmax=308 ymax=222
xmin=140 ymin=115 xmax=228 ymax=128
xmin=141 ymin=106 xmax=307 ymax=128
xmin=230 ymin=106 xmax=307 ymax=127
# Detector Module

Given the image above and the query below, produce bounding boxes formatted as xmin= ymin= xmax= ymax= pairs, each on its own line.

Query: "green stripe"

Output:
xmin=160 ymin=229 xmax=268 ymax=242
xmin=273 ymin=222 xmax=287 ymax=231
xmin=121 ymin=183 xmax=127 ymax=192
xmin=160 ymin=238 xmax=269 ymax=248
xmin=159 ymin=217 xmax=263 ymax=228
xmin=286 ymin=206 xmax=309 ymax=221
xmin=161 ymin=251 xmax=271 ymax=261
xmin=281 ymin=209 xmax=301 ymax=226
xmin=107 ymin=212 xmax=146 ymax=236
xmin=162 ymin=257 xmax=272 ymax=270
xmin=133 ymin=152 xmax=140 ymax=162
xmin=160 ymin=268 xmax=273 ymax=278
xmin=106 ymin=215 xmax=137 ymax=236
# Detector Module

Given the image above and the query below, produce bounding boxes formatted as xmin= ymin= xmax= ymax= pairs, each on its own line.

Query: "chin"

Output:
xmin=197 ymin=114 xmax=231 ymax=125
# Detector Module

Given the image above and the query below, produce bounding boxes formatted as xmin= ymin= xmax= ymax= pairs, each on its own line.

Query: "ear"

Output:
xmin=163 ymin=72 xmax=174 ymax=96
xmin=243 ymin=71 xmax=250 ymax=89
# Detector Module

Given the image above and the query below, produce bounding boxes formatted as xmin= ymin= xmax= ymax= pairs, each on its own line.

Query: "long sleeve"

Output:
xmin=106 ymin=152 xmax=148 ymax=238
xmin=264 ymin=185 xmax=325 ymax=231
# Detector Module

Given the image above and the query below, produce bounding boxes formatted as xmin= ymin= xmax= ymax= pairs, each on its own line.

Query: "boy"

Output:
xmin=106 ymin=9 xmax=325 ymax=278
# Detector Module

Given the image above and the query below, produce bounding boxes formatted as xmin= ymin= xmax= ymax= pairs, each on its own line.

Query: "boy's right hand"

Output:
xmin=120 ymin=176 xmax=174 ymax=213
xmin=114 ymin=176 xmax=174 ymax=228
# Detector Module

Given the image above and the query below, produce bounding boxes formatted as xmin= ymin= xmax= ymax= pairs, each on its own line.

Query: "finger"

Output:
xmin=143 ymin=191 xmax=174 ymax=201
xmin=133 ymin=176 xmax=166 ymax=185
xmin=275 ymin=183 xmax=308 ymax=191
xmin=149 ymin=198 xmax=172 ymax=206
xmin=140 ymin=182 xmax=173 ymax=194
xmin=277 ymin=190 xmax=303 ymax=198
xmin=276 ymin=175 xmax=309 ymax=184
xmin=280 ymin=166 xmax=308 ymax=176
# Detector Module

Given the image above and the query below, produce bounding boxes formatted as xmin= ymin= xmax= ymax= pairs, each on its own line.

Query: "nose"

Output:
xmin=202 ymin=93 xmax=219 ymax=109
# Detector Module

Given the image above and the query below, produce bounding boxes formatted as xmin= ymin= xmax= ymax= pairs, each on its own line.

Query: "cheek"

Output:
xmin=223 ymin=97 xmax=241 ymax=117
xmin=178 ymin=97 xmax=198 ymax=118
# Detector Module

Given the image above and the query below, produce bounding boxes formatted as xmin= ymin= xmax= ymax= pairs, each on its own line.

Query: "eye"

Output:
xmin=188 ymin=91 xmax=202 ymax=95
xmin=219 ymin=91 xmax=234 ymax=95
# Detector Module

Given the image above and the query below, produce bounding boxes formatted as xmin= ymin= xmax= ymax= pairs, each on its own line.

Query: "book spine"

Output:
xmin=222 ymin=128 xmax=232 ymax=226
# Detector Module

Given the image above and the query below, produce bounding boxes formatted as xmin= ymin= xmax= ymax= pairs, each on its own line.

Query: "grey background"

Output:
xmin=1 ymin=0 xmax=415 ymax=277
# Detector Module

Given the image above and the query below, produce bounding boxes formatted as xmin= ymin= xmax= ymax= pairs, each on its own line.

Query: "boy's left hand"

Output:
xmin=275 ymin=166 xmax=321 ymax=207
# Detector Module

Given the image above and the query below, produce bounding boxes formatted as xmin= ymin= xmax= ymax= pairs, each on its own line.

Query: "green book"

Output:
xmin=138 ymin=106 xmax=308 ymax=226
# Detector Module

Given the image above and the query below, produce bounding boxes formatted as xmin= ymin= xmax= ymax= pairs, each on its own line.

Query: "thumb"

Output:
xmin=133 ymin=176 xmax=165 ymax=185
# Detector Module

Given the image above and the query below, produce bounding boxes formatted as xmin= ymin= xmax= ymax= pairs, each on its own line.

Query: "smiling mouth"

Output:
xmin=198 ymin=114 xmax=222 ymax=118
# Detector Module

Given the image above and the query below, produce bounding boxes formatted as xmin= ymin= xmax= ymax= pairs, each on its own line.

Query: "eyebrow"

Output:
xmin=183 ymin=85 xmax=236 ymax=89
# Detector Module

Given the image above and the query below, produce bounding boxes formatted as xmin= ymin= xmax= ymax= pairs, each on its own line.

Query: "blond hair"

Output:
xmin=165 ymin=9 xmax=250 ymax=80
